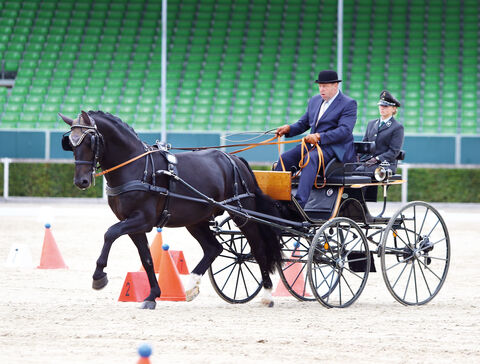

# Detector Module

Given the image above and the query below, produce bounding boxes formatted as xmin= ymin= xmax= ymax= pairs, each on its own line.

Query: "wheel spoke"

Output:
xmin=413 ymin=260 xmax=419 ymax=304
xmin=418 ymin=208 xmax=429 ymax=238
xmin=220 ymin=262 xmax=237 ymax=292
xmin=239 ymin=263 xmax=251 ymax=299
xmin=217 ymin=252 xmax=237 ymax=260
xmin=341 ymin=271 xmax=355 ymax=297
xmin=213 ymin=260 xmax=237 ymax=276
xmin=326 ymin=266 xmax=337 ymax=304
xmin=242 ymin=261 xmax=262 ymax=286
xmin=391 ymin=261 xmax=409 ymax=290
xmin=417 ymin=259 xmax=433 ymax=296
xmin=386 ymin=253 xmax=415 ymax=271
xmin=426 ymin=256 xmax=448 ymax=262
xmin=391 ymin=228 xmax=413 ymax=250
xmin=313 ymin=263 xmax=335 ymax=292
xmin=402 ymin=263 xmax=415 ymax=300
xmin=426 ymin=219 xmax=441 ymax=239
xmin=344 ymin=236 xmax=363 ymax=258
xmin=401 ymin=214 xmax=413 ymax=247
xmin=416 ymin=257 xmax=444 ymax=282
xmin=342 ymin=266 xmax=368 ymax=281
xmin=337 ymin=270 xmax=342 ymax=305
xmin=234 ymin=263 xmax=242 ymax=300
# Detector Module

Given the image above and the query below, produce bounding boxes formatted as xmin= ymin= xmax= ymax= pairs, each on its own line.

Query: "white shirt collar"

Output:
xmin=323 ymin=90 xmax=340 ymax=107
xmin=379 ymin=116 xmax=392 ymax=123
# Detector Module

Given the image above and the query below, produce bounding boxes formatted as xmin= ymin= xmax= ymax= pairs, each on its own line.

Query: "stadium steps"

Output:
xmin=0 ymin=0 xmax=479 ymax=134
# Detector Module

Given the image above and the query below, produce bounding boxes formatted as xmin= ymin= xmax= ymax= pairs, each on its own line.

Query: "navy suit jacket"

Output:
xmin=287 ymin=92 xmax=357 ymax=162
xmin=362 ymin=117 xmax=404 ymax=165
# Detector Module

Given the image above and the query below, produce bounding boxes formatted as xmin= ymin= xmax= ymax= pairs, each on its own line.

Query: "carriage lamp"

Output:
xmin=374 ymin=162 xmax=393 ymax=182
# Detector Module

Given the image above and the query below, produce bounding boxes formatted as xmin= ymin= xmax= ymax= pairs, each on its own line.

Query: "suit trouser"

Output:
xmin=275 ymin=144 xmax=334 ymax=208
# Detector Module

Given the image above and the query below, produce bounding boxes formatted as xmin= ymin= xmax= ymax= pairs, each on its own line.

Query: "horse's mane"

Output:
xmin=87 ymin=110 xmax=141 ymax=141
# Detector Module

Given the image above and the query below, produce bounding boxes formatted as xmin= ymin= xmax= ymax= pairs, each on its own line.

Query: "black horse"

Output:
xmin=60 ymin=110 xmax=283 ymax=309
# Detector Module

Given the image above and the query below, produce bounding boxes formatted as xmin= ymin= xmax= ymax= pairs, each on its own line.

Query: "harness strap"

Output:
xmin=106 ymin=180 xmax=168 ymax=196
xmin=105 ymin=179 xmax=254 ymax=205
xmin=156 ymin=149 xmax=178 ymax=227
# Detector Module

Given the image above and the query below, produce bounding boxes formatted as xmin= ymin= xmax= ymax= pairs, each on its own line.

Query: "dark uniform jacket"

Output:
xmin=287 ymin=92 xmax=357 ymax=163
xmin=362 ymin=116 xmax=404 ymax=167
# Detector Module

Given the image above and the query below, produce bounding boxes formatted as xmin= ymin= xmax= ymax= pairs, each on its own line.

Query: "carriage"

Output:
xmin=61 ymin=111 xmax=450 ymax=309
xmin=208 ymin=142 xmax=450 ymax=308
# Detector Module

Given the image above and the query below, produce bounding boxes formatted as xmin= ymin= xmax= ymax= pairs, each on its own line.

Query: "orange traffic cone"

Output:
xmin=273 ymin=244 xmax=310 ymax=297
xmin=137 ymin=343 xmax=152 ymax=364
xmin=157 ymin=244 xmax=186 ymax=301
xmin=118 ymin=272 xmax=151 ymax=302
xmin=37 ymin=223 xmax=68 ymax=269
xmin=140 ymin=228 xmax=163 ymax=273
xmin=169 ymin=250 xmax=189 ymax=275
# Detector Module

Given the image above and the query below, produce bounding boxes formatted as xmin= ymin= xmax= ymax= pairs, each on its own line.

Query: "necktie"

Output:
xmin=316 ymin=102 xmax=327 ymax=126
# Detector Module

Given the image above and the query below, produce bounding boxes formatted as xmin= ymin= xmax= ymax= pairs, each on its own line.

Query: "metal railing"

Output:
xmin=2 ymin=158 xmax=480 ymax=203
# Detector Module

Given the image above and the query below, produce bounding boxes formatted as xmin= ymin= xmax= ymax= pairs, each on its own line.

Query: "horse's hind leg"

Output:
xmin=236 ymin=221 xmax=275 ymax=307
xmin=129 ymin=232 xmax=161 ymax=309
xmin=185 ymin=222 xmax=223 ymax=301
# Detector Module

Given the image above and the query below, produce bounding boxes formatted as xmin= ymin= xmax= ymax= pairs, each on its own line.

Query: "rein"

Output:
xmin=93 ymin=134 xmax=325 ymax=188
xmin=95 ymin=149 xmax=161 ymax=177
xmin=95 ymin=136 xmax=304 ymax=178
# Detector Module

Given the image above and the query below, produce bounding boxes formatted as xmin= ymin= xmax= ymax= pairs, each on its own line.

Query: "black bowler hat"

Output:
xmin=378 ymin=90 xmax=401 ymax=107
xmin=314 ymin=70 xmax=342 ymax=84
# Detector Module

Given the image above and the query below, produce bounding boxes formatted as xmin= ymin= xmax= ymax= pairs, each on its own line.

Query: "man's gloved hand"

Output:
xmin=365 ymin=156 xmax=378 ymax=166
xmin=304 ymin=133 xmax=321 ymax=144
xmin=275 ymin=124 xmax=291 ymax=137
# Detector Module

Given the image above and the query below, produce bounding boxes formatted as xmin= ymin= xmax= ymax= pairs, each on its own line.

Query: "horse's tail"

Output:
xmin=238 ymin=157 xmax=284 ymax=273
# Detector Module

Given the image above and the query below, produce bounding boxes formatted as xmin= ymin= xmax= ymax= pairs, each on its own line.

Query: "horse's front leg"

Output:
xmin=129 ymin=232 xmax=161 ymax=309
xmin=92 ymin=213 xmax=153 ymax=292
xmin=92 ymin=220 xmax=124 ymax=289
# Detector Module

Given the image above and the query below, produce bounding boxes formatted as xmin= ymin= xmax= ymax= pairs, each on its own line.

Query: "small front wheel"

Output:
xmin=208 ymin=217 xmax=262 ymax=304
xmin=307 ymin=217 xmax=370 ymax=308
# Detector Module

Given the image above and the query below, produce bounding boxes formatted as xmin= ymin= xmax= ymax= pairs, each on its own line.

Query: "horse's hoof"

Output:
xmin=139 ymin=300 xmax=156 ymax=310
xmin=185 ymin=286 xmax=199 ymax=302
xmin=261 ymin=298 xmax=274 ymax=308
xmin=92 ymin=275 xmax=108 ymax=290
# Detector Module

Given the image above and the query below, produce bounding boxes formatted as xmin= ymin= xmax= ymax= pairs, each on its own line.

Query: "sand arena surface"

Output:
xmin=0 ymin=200 xmax=479 ymax=363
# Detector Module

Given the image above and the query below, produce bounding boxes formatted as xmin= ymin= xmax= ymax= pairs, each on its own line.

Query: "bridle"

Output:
xmin=62 ymin=123 xmax=104 ymax=177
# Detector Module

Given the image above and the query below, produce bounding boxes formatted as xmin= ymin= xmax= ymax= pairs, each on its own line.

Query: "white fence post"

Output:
xmin=102 ymin=175 xmax=107 ymax=200
xmin=2 ymin=158 xmax=10 ymax=199
xmin=401 ymin=164 xmax=408 ymax=204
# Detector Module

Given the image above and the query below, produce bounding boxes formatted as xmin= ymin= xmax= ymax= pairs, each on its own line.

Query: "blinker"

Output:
xmin=61 ymin=133 xmax=73 ymax=151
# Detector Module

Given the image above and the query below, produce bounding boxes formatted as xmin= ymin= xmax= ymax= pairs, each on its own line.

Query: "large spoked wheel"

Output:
xmin=208 ymin=216 xmax=262 ymax=304
xmin=380 ymin=201 xmax=450 ymax=305
xmin=277 ymin=234 xmax=315 ymax=301
xmin=307 ymin=217 xmax=370 ymax=308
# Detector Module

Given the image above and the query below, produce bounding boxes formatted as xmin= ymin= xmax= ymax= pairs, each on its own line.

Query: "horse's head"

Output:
xmin=60 ymin=111 xmax=103 ymax=190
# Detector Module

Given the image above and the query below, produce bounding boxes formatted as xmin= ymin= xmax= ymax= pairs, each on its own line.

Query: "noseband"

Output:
xmin=62 ymin=124 xmax=104 ymax=175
